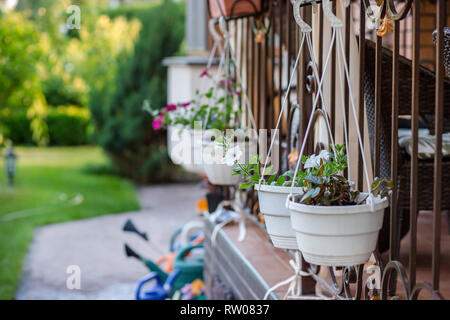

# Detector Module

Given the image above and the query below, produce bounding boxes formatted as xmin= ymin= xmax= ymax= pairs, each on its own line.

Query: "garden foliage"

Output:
xmin=93 ymin=0 xmax=185 ymax=182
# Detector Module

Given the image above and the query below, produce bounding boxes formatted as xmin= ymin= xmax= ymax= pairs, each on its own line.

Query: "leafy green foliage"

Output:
xmin=299 ymin=174 xmax=365 ymax=206
xmin=232 ymin=155 xmax=298 ymax=189
xmin=0 ymin=11 xmax=45 ymax=144
xmin=92 ymin=0 xmax=185 ymax=182
xmin=45 ymin=107 xmax=91 ymax=145
xmin=150 ymin=74 xmax=244 ymax=132
xmin=2 ymin=106 xmax=91 ymax=146
xmin=371 ymin=177 xmax=394 ymax=199
xmin=296 ymin=145 xmax=393 ymax=206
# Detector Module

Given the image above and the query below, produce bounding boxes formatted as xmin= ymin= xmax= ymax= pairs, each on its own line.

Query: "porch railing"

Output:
xmin=211 ymin=0 xmax=447 ymax=300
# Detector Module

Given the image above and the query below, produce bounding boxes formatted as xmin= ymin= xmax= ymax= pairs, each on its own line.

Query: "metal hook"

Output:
xmin=311 ymin=0 xmax=318 ymax=14
xmin=208 ymin=18 xmax=222 ymax=42
xmin=218 ymin=16 xmax=230 ymax=39
xmin=322 ymin=0 xmax=343 ymax=28
xmin=293 ymin=0 xmax=312 ymax=33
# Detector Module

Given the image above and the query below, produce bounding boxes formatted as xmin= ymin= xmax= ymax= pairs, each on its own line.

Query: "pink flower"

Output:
xmin=165 ymin=104 xmax=177 ymax=112
xmin=200 ymin=68 xmax=209 ymax=78
xmin=234 ymin=89 xmax=243 ymax=96
xmin=218 ymin=79 xmax=232 ymax=91
xmin=152 ymin=114 xmax=164 ymax=130
xmin=180 ymin=102 xmax=191 ymax=108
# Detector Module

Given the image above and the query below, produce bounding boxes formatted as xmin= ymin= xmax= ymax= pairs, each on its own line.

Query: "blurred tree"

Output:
xmin=93 ymin=0 xmax=185 ymax=183
xmin=0 ymin=12 xmax=48 ymax=145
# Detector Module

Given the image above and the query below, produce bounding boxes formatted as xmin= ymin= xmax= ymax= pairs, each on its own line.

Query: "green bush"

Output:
xmin=2 ymin=112 xmax=34 ymax=145
xmin=46 ymin=107 xmax=91 ymax=146
xmin=91 ymin=0 xmax=185 ymax=183
xmin=2 ymin=107 xmax=91 ymax=146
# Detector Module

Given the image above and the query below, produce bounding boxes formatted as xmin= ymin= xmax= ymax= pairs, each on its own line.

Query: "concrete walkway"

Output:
xmin=15 ymin=184 xmax=204 ymax=300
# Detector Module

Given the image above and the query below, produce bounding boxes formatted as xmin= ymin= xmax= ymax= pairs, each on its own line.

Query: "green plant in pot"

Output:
xmin=286 ymin=144 xmax=393 ymax=266
xmin=231 ymin=154 xmax=305 ymax=250
xmin=147 ymin=72 xmax=249 ymax=176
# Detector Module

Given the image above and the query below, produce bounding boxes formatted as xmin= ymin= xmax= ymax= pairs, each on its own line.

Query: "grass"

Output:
xmin=0 ymin=146 xmax=140 ymax=299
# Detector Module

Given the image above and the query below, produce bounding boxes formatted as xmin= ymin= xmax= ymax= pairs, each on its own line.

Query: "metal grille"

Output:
xmin=218 ymin=0 xmax=447 ymax=300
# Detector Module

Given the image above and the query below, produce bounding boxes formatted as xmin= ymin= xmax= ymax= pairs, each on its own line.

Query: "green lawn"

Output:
xmin=0 ymin=146 xmax=140 ymax=299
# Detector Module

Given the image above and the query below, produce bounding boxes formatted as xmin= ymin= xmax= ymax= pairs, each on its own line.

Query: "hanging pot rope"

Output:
xmin=336 ymin=29 xmax=372 ymax=195
xmin=226 ymin=27 xmax=258 ymax=134
xmin=287 ymin=27 xmax=337 ymax=202
xmin=263 ymin=251 xmax=311 ymax=300
xmin=201 ymin=18 xmax=227 ymax=131
xmin=203 ymin=17 xmax=258 ymax=135
xmin=288 ymin=0 xmax=375 ymax=211
xmin=260 ymin=0 xmax=340 ymax=186
xmin=263 ymin=0 xmax=335 ymax=300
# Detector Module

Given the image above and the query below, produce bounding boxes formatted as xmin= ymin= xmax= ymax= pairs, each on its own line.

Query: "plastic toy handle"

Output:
xmin=175 ymin=244 xmax=204 ymax=262
xmin=135 ymin=272 xmax=161 ymax=300
xmin=169 ymin=227 xmax=183 ymax=252
xmin=164 ymin=269 xmax=182 ymax=291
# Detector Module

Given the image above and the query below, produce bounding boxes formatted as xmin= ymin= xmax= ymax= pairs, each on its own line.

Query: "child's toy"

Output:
xmin=124 ymin=220 xmax=205 ymax=295
xmin=123 ymin=219 xmax=148 ymax=241
xmin=181 ymin=279 xmax=206 ymax=300
xmin=135 ymin=270 xmax=181 ymax=300
xmin=125 ymin=244 xmax=204 ymax=292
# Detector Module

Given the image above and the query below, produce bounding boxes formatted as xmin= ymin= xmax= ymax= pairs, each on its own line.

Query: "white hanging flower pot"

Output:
xmin=287 ymin=195 xmax=389 ymax=266
xmin=203 ymin=162 xmax=241 ymax=186
xmin=167 ymin=125 xmax=205 ymax=175
xmin=203 ymin=137 xmax=257 ymax=186
xmin=255 ymin=184 xmax=304 ymax=250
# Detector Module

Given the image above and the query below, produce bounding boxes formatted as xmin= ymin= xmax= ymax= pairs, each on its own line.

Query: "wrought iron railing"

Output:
xmin=214 ymin=0 xmax=447 ymax=300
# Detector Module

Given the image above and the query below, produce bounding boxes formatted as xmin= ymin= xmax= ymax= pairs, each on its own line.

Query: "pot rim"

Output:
xmin=255 ymin=184 xmax=304 ymax=194
xmin=287 ymin=193 xmax=389 ymax=214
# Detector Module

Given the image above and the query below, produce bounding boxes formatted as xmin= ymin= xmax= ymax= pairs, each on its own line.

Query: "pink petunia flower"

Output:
xmin=152 ymin=114 xmax=165 ymax=130
xmin=218 ymin=79 xmax=233 ymax=91
xmin=152 ymin=118 xmax=162 ymax=130
xmin=165 ymin=104 xmax=177 ymax=112
xmin=200 ymin=68 xmax=209 ymax=78
xmin=180 ymin=102 xmax=191 ymax=107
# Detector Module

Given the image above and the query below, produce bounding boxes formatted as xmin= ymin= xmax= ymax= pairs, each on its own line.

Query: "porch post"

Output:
xmin=186 ymin=0 xmax=208 ymax=55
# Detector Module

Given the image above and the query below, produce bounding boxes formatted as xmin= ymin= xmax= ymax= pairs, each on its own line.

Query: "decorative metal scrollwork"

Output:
xmin=362 ymin=0 xmax=412 ymax=37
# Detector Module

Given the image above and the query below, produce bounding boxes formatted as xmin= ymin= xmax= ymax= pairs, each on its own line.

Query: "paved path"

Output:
xmin=15 ymin=184 xmax=204 ymax=300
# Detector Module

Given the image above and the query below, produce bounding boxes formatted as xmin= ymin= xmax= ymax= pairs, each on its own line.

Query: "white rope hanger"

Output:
xmin=263 ymin=0 xmax=339 ymax=300
xmin=203 ymin=17 xmax=258 ymax=134
xmin=260 ymin=0 xmax=339 ymax=185
xmin=288 ymin=0 xmax=375 ymax=211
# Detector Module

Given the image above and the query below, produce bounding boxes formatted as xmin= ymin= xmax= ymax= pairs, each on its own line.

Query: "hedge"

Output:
xmin=2 ymin=106 xmax=91 ymax=146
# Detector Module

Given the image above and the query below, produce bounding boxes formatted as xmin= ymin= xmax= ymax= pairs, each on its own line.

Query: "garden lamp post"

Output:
xmin=4 ymin=142 xmax=17 ymax=186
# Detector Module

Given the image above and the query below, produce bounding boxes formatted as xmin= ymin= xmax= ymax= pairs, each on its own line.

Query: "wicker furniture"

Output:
xmin=364 ymin=38 xmax=450 ymax=252
xmin=433 ymin=27 xmax=450 ymax=77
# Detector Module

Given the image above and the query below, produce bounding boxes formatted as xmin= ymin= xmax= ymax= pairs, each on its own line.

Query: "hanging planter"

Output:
xmin=203 ymin=138 xmax=256 ymax=186
xmin=255 ymin=184 xmax=304 ymax=249
xmin=281 ymin=0 xmax=394 ymax=267
xmin=167 ymin=125 xmax=205 ymax=175
xmin=208 ymin=0 xmax=262 ymax=19
xmin=204 ymin=162 xmax=241 ymax=186
xmin=286 ymin=146 xmax=393 ymax=266
xmin=288 ymin=194 xmax=388 ymax=266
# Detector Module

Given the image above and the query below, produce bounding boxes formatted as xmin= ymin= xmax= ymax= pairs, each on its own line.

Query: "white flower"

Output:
xmin=318 ymin=150 xmax=331 ymax=162
xmin=304 ymin=154 xmax=318 ymax=169
xmin=304 ymin=150 xmax=331 ymax=169
xmin=222 ymin=145 xmax=243 ymax=166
